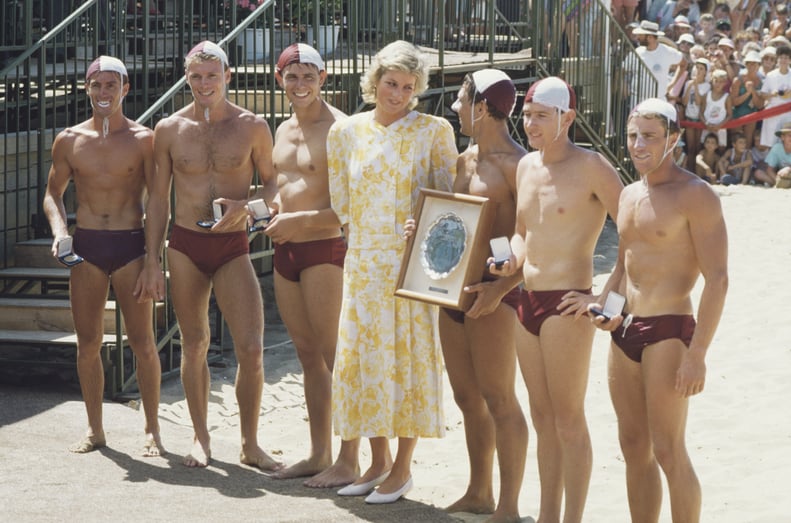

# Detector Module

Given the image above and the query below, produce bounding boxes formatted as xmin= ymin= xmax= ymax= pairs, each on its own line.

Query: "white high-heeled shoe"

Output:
xmin=336 ymin=472 xmax=390 ymax=496
xmin=364 ymin=476 xmax=413 ymax=504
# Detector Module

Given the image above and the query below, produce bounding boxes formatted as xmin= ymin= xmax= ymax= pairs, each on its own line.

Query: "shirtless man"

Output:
xmin=492 ymin=77 xmax=623 ymax=522
xmin=440 ymin=69 xmax=527 ymax=522
xmin=588 ymin=98 xmax=727 ymax=522
xmin=42 ymin=56 xmax=163 ymax=456
xmin=139 ymin=41 xmax=280 ymax=469
xmin=265 ymin=43 xmax=358 ymax=487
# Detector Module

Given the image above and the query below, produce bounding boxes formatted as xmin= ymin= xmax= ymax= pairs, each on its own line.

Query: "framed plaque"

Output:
xmin=395 ymin=188 xmax=496 ymax=311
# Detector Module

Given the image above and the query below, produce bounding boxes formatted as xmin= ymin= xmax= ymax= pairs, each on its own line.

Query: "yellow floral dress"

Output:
xmin=328 ymin=110 xmax=457 ymax=439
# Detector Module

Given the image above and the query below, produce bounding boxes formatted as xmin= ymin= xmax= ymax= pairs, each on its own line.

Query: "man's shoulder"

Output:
xmin=127 ymin=119 xmax=154 ymax=139
xmin=321 ymin=100 xmax=348 ymax=122
xmin=331 ymin=111 xmax=367 ymax=131
xmin=233 ymin=107 xmax=270 ymax=129
xmin=154 ymin=110 xmax=188 ymax=132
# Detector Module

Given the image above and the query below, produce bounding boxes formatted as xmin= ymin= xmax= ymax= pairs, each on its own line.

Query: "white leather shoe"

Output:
xmin=364 ymin=476 xmax=413 ymax=504
xmin=336 ymin=472 xmax=390 ymax=496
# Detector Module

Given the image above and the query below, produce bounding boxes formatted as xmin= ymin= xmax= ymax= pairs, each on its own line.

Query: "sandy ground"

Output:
xmin=1 ymin=184 xmax=790 ymax=522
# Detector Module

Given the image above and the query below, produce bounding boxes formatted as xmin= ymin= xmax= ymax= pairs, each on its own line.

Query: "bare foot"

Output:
xmin=69 ymin=431 xmax=106 ymax=454
xmin=303 ymin=460 xmax=360 ymax=488
xmin=239 ymin=447 xmax=284 ymax=472
xmin=270 ymin=456 xmax=331 ymax=480
xmin=445 ymin=494 xmax=496 ymax=515
xmin=483 ymin=513 xmax=522 ymax=523
xmin=183 ymin=438 xmax=211 ymax=468
xmin=142 ymin=433 xmax=165 ymax=457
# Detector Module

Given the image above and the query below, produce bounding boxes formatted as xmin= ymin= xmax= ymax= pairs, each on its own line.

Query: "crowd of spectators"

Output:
xmin=620 ymin=0 xmax=791 ymax=187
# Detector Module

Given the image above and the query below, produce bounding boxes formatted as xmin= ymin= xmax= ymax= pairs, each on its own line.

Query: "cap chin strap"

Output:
xmin=639 ymin=131 xmax=680 ymax=178
xmin=554 ymin=107 xmax=563 ymax=141
xmin=468 ymin=96 xmax=485 ymax=146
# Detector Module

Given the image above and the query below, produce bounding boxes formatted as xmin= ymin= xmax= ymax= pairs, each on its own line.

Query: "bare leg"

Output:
xmin=270 ymin=266 xmax=347 ymax=481
xmin=377 ymin=436 xmax=416 ymax=493
xmin=469 ymin=311 xmax=527 ymax=523
xmin=112 ymin=259 xmax=164 ymax=457
xmin=440 ymin=311 xmax=496 ymax=515
xmin=168 ymin=248 xmax=213 ymax=467
xmin=351 ymin=437 xmax=392 ymax=487
xmin=643 ymin=342 xmax=701 ymax=523
xmin=540 ymin=318 xmax=594 ymax=523
xmin=518 ymin=331 xmax=563 ymax=520
xmin=214 ymin=256 xmax=282 ymax=472
xmin=68 ymin=262 xmax=110 ymax=453
xmin=609 ymin=345 xmax=663 ymax=523
xmin=519 ymin=315 xmax=594 ymax=523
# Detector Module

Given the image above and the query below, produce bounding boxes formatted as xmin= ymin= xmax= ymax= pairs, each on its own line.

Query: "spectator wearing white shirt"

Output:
xmin=630 ymin=20 xmax=687 ymax=101
xmin=759 ymin=45 xmax=791 ymax=146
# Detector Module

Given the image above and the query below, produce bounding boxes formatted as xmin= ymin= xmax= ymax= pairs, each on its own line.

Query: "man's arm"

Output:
xmin=715 ymin=152 xmax=731 ymax=177
xmin=666 ymin=55 xmax=688 ymax=99
xmin=677 ymin=183 xmax=729 ymax=397
xmin=591 ymin=151 xmax=625 ymax=221
xmin=250 ymin=114 xmax=279 ymax=208
xmin=42 ymin=131 xmax=75 ymax=256
xmin=136 ymin=119 xmax=173 ymax=302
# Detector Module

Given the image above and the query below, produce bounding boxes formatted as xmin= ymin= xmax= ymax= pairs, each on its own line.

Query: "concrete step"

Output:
xmin=0 ymin=297 xmax=165 ymax=334
xmin=13 ymin=239 xmax=62 ymax=269
xmin=0 ymin=267 xmax=71 ymax=293
xmin=0 ymin=330 xmax=125 ymax=346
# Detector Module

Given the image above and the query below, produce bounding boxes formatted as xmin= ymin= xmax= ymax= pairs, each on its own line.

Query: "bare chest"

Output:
xmin=70 ymin=134 xmax=143 ymax=187
xmin=620 ymin=189 xmax=686 ymax=246
xmin=273 ymin=124 xmax=328 ymax=176
xmin=171 ymin=122 xmax=252 ymax=175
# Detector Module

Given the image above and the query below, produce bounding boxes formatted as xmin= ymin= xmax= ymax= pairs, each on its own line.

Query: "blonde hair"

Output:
xmin=185 ymin=52 xmax=227 ymax=72
xmin=360 ymin=40 xmax=429 ymax=110
xmin=711 ymin=69 xmax=728 ymax=82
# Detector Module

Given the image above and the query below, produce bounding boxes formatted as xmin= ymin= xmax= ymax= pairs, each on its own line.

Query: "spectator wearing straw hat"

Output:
xmin=759 ymin=46 xmax=776 ymax=80
xmin=764 ymin=120 xmax=791 ymax=187
xmin=630 ymin=20 xmax=687 ymax=101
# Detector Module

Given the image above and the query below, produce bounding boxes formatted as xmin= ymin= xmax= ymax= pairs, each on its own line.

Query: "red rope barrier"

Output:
xmin=679 ymin=101 xmax=791 ymax=129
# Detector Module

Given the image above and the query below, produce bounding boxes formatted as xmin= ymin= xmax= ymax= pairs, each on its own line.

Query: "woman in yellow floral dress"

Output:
xmin=327 ymin=40 xmax=457 ymax=504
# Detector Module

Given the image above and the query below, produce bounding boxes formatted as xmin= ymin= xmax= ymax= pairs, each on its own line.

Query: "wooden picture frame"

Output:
xmin=395 ymin=188 xmax=496 ymax=311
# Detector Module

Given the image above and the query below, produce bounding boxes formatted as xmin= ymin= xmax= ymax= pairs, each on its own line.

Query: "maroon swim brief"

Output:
xmin=611 ymin=314 xmax=696 ymax=363
xmin=273 ymin=237 xmax=347 ymax=282
xmin=168 ymin=224 xmax=249 ymax=275
xmin=519 ymin=288 xmax=591 ymax=336
xmin=73 ymin=227 xmax=145 ymax=275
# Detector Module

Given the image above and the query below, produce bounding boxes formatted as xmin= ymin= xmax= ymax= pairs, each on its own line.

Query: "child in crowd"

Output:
xmin=701 ymin=69 xmax=732 ymax=152
xmin=717 ymin=132 xmax=753 ymax=185
xmin=729 ymin=50 xmax=764 ymax=148
xmin=683 ymin=57 xmax=712 ymax=169
xmin=697 ymin=133 xmax=721 ymax=183
xmin=750 ymin=131 xmax=774 ymax=186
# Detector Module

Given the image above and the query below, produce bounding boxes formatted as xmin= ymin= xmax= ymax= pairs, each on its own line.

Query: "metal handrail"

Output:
xmin=528 ymin=0 xmax=658 ymax=181
xmin=0 ymin=0 xmax=98 ymax=77
xmin=136 ymin=0 xmax=275 ymax=126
